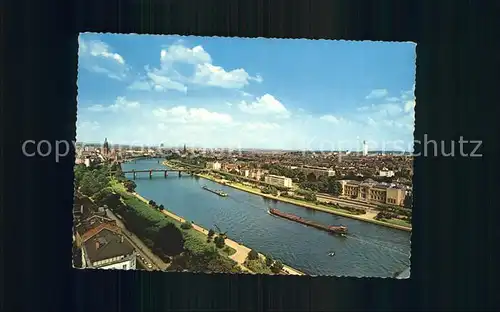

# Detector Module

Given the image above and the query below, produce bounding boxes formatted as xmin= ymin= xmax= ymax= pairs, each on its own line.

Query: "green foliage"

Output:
xmin=214 ymin=235 xmax=226 ymax=249
xmin=93 ymin=189 xmax=121 ymax=209
xmin=265 ymin=255 xmax=274 ymax=267
xmin=168 ymin=248 xmax=240 ymax=274
xmin=154 ymin=223 xmax=185 ymax=257
xmin=79 ymin=169 xmax=110 ymax=197
xmin=261 ymin=185 xmax=278 ymax=195
xmin=303 ymin=191 xmax=317 ymax=202
xmin=244 ymin=258 xmax=273 ymax=274
xmin=207 ymin=229 xmax=215 ymax=238
xmin=327 ymin=180 xmax=342 ymax=196
xmin=403 ymin=194 xmax=413 ymax=209
xmin=270 ymin=260 xmax=284 ymax=273
xmin=74 ymin=164 xmax=88 ymax=187
xmin=247 ymin=249 xmax=259 ymax=261
xmin=180 ymin=221 xmax=193 ymax=230
xmin=158 ymin=204 xmax=165 ymax=211
xmin=123 ymin=180 xmax=137 ymax=192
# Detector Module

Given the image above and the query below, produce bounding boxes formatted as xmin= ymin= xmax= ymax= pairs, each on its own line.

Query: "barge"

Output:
xmin=268 ymin=208 xmax=347 ymax=234
xmin=202 ymin=185 xmax=228 ymax=197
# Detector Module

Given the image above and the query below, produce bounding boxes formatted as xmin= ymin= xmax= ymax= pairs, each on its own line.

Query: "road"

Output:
xmin=105 ymin=209 xmax=168 ymax=271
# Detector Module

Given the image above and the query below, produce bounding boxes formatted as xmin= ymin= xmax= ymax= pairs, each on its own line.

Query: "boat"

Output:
xmin=268 ymin=208 xmax=348 ymax=234
xmin=202 ymin=185 xmax=228 ymax=197
xmin=328 ymin=252 xmax=335 ymax=257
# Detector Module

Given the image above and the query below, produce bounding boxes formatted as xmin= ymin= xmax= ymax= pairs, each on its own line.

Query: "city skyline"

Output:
xmin=77 ymin=34 xmax=416 ymax=150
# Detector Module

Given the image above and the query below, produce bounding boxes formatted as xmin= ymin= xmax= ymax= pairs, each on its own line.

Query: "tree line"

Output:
xmin=74 ymin=162 xmax=241 ymax=273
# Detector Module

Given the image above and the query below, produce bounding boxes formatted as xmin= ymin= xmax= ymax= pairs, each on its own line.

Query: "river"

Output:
xmin=122 ymin=158 xmax=411 ymax=277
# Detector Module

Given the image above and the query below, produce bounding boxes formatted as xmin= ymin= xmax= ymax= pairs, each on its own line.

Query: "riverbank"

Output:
xmin=193 ymin=171 xmax=411 ymax=232
xmin=132 ymin=191 xmax=305 ymax=276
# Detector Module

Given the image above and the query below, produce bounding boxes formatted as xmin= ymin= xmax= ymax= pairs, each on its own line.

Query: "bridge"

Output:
xmin=122 ymin=169 xmax=209 ymax=179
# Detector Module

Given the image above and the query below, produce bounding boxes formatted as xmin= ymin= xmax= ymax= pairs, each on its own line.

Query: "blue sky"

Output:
xmin=77 ymin=33 xmax=416 ymax=151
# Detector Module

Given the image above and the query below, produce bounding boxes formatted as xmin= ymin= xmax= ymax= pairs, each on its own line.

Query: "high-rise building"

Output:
xmin=362 ymin=140 xmax=368 ymax=156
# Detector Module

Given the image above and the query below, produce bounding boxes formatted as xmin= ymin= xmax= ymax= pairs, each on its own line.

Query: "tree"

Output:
xmin=208 ymin=229 xmax=215 ymax=238
xmin=304 ymin=192 xmax=317 ymax=202
xmin=94 ymin=190 xmax=121 ymax=209
xmin=74 ymin=164 xmax=88 ymax=187
xmin=270 ymin=260 xmax=284 ymax=273
xmin=265 ymin=255 xmax=274 ymax=267
xmin=80 ymin=173 xmax=103 ymax=197
xmin=154 ymin=223 xmax=185 ymax=256
xmin=124 ymin=180 xmax=137 ymax=192
xmin=214 ymin=235 xmax=225 ymax=249
xmin=158 ymin=204 xmax=165 ymax=211
xmin=403 ymin=194 xmax=413 ymax=209
xmin=180 ymin=221 xmax=193 ymax=230
xmin=247 ymin=249 xmax=259 ymax=261
xmin=327 ymin=179 xmax=342 ymax=196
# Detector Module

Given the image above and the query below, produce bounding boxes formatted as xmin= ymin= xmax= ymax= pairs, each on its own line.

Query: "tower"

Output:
xmin=183 ymin=144 xmax=187 ymax=153
xmin=103 ymin=138 xmax=110 ymax=155
xmin=362 ymin=140 xmax=368 ymax=156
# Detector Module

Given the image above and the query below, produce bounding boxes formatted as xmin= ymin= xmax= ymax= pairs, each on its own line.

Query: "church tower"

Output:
xmin=103 ymin=138 xmax=110 ymax=155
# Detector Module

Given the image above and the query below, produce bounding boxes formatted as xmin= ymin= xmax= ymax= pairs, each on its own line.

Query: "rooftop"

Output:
xmin=83 ymin=228 xmax=135 ymax=263
xmin=73 ymin=194 xmax=99 ymax=221
xmin=75 ymin=215 xmax=117 ymax=238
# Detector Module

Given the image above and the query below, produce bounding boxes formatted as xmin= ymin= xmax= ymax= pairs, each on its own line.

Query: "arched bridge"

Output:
xmin=122 ymin=169 xmax=209 ymax=179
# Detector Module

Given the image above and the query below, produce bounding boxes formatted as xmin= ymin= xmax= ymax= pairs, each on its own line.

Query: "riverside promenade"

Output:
xmin=132 ymin=192 xmax=305 ymax=276
xmin=196 ymin=172 xmax=412 ymax=232
xmin=162 ymin=160 xmax=411 ymax=232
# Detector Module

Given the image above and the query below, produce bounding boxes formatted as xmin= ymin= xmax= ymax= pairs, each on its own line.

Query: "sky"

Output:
xmin=77 ymin=33 xmax=416 ymax=151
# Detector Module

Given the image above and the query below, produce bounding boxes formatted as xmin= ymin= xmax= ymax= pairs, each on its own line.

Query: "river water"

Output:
xmin=122 ymin=158 xmax=411 ymax=277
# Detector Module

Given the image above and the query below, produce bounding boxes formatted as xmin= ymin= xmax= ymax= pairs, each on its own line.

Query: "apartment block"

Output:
xmin=265 ymin=175 xmax=293 ymax=188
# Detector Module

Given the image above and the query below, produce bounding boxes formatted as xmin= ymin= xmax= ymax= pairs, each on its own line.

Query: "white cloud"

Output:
xmin=386 ymin=97 xmax=400 ymax=102
xmin=77 ymin=121 xmax=100 ymax=131
xmin=128 ymin=80 xmax=152 ymax=91
xmin=238 ymin=94 xmax=290 ymax=117
xmin=357 ymin=103 xmax=403 ymax=117
xmin=160 ymin=44 xmax=212 ymax=65
xmin=320 ymin=115 xmax=340 ymax=123
xmin=367 ymin=117 xmax=377 ymax=126
xmin=88 ymin=97 xmax=140 ymax=112
xmin=243 ymin=122 xmax=280 ymax=130
xmin=365 ymin=89 xmax=388 ymax=99
xmin=78 ymin=36 xmax=128 ymax=80
xmin=146 ymin=72 xmax=187 ymax=93
xmin=130 ymin=43 xmax=262 ymax=92
xmin=152 ymin=106 xmax=233 ymax=124
xmin=192 ymin=63 xmax=255 ymax=89
xmin=404 ymin=100 xmax=416 ymax=113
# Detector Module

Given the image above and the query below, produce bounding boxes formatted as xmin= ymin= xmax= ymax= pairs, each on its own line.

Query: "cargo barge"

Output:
xmin=202 ymin=185 xmax=228 ymax=197
xmin=268 ymin=208 xmax=347 ymax=234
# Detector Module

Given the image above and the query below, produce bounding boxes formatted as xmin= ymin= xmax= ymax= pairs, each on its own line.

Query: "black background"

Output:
xmin=1 ymin=0 xmax=499 ymax=310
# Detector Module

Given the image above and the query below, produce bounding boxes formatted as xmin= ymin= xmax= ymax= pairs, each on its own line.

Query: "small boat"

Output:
xmin=328 ymin=252 xmax=335 ymax=257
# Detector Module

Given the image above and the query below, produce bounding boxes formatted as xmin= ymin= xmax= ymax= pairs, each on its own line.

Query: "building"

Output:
xmin=205 ymin=161 xmax=221 ymax=170
xmin=75 ymin=218 xmax=137 ymax=270
xmin=298 ymin=165 xmax=335 ymax=180
xmin=379 ymin=169 xmax=395 ymax=177
xmin=81 ymin=228 xmax=137 ymax=270
xmin=338 ymin=179 xmax=406 ymax=206
xmin=103 ymin=138 xmax=110 ymax=155
xmin=265 ymin=175 xmax=293 ymax=188
xmin=249 ymin=169 xmax=268 ymax=181
xmin=363 ymin=140 xmax=368 ymax=156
